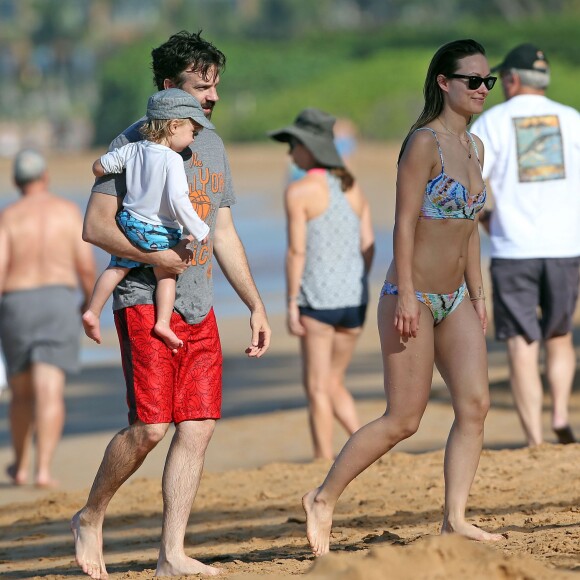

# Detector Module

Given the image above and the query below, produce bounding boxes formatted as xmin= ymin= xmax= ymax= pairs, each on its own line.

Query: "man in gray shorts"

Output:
xmin=0 ymin=149 xmax=96 ymax=487
xmin=472 ymin=43 xmax=580 ymax=446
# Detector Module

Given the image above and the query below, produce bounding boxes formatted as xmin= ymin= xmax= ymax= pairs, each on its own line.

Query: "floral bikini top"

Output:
xmin=417 ymin=127 xmax=486 ymax=220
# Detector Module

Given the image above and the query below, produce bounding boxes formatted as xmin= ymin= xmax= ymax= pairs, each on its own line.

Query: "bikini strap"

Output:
xmin=415 ymin=127 xmax=444 ymax=172
xmin=466 ymin=131 xmax=482 ymax=167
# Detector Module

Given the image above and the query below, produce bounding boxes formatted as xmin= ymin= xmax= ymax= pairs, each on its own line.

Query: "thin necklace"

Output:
xmin=438 ymin=117 xmax=471 ymax=159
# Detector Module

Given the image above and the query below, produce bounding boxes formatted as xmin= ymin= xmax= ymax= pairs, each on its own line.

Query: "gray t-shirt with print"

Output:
xmin=92 ymin=119 xmax=236 ymax=324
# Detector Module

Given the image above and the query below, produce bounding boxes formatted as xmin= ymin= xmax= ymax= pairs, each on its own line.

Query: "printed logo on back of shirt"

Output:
xmin=513 ymin=115 xmax=565 ymax=182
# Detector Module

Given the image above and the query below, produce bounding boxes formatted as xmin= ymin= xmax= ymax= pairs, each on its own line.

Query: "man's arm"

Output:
xmin=83 ymin=190 xmax=192 ymax=275
xmin=213 ymin=206 xmax=271 ymax=357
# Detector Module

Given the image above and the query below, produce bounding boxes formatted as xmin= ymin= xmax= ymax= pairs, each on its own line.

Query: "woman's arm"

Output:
xmin=392 ymin=131 xmax=437 ymax=338
xmin=464 ymin=217 xmax=487 ymax=334
xmin=284 ymin=182 xmax=309 ymax=336
xmin=358 ymin=190 xmax=375 ymax=275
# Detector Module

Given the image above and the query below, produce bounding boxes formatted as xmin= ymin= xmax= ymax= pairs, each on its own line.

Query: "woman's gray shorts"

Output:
xmin=0 ymin=285 xmax=81 ymax=377
xmin=490 ymin=257 xmax=580 ymax=342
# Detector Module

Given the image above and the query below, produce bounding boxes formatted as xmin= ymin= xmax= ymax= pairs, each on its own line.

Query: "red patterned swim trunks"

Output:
xmin=114 ymin=305 xmax=222 ymax=424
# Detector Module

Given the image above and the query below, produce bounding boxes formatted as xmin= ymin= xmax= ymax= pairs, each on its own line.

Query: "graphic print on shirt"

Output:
xmin=187 ymin=152 xmax=225 ymax=278
xmin=513 ymin=115 xmax=565 ymax=182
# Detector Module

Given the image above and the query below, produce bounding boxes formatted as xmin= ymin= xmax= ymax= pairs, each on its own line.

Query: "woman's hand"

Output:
xmin=287 ymin=301 xmax=305 ymax=336
xmin=471 ymin=298 xmax=488 ymax=335
xmin=394 ymin=291 xmax=420 ymax=339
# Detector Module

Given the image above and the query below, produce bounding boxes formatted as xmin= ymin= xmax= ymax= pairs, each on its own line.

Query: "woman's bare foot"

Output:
xmin=156 ymin=554 xmax=221 ymax=577
xmin=82 ymin=310 xmax=102 ymax=344
xmin=442 ymin=519 xmax=505 ymax=542
xmin=154 ymin=323 xmax=183 ymax=354
xmin=302 ymin=488 xmax=334 ymax=556
xmin=71 ymin=510 xmax=108 ymax=579
xmin=35 ymin=475 xmax=59 ymax=488
xmin=6 ymin=463 xmax=27 ymax=486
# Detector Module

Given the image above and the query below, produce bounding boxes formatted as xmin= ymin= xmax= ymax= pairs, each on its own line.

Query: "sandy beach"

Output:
xmin=0 ymin=144 xmax=579 ymax=579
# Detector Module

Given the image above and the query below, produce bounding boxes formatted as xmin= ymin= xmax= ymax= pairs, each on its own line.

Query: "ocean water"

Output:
xmin=0 ymin=190 xmax=489 ymax=364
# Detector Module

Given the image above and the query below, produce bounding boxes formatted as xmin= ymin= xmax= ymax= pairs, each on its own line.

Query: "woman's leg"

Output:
xmin=300 ymin=316 xmax=339 ymax=460
xmin=329 ymin=326 xmax=363 ymax=436
xmin=434 ymin=299 xmax=503 ymax=541
xmin=303 ymin=295 xmax=435 ymax=556
xmin=153 ymin=268 xmax=182 ymax=353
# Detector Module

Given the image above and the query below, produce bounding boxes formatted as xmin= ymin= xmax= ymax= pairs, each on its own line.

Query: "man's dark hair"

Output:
xmin=151 ymin=30 xmax=226 ymax=90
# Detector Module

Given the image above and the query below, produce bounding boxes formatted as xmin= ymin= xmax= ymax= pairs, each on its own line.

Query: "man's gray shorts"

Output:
xmin=490 ymin=257 xmax=580 ymax=342
xmin=0 ymin=286 xmax=81 ymax=377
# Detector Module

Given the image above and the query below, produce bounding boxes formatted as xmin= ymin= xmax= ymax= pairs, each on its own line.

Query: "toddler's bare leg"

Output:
xmin=153 ymin=268 xmax=182 ymax=353
xmin=83 ymin=267 xmax=129 ymax=344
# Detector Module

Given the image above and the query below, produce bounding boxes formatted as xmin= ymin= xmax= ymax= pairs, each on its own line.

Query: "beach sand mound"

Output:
xmin=305 ymin=534 xmax=575 ymax=579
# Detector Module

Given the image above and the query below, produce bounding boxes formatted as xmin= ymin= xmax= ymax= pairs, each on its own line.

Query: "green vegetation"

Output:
xmin=94 ymin=15 xmax=580 ymax=144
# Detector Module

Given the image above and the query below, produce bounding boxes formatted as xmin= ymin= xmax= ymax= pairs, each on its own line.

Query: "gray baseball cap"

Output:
xmin=13 ymin=149 xmax=47 ymax=186
xmin=146 ymin=88 xmax=214 ymax=130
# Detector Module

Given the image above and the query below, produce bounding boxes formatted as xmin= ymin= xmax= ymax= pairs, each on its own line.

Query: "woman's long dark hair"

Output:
xmin=398 ymin=39 xmax=486 ymax=163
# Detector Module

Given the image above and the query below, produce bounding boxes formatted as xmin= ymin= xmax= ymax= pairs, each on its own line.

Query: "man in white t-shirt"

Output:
xmin=472 ymin=43 xmax=580 ymax=446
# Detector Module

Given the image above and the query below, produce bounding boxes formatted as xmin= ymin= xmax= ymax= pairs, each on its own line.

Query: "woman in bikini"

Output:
xmin=303 ymin=39 xmax=504 ymax=556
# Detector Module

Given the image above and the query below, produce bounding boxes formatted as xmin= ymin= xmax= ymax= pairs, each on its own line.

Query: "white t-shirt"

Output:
xmin=100 ymin=141 xmax=210 ymax=241
xmin=472 ymin=94 xmax=580 ymax=259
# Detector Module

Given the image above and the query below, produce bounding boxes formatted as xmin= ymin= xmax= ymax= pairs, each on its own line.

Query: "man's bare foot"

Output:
xmin=6 ymin=464 xmax=26 ymax=486
xmin=441 ymin=519 xmax=505 ymax=542
xmin=156 ymin=554 xmax=221 ymax=577
xmin=154 ymin=323 xmax=183 ymax=354
xmin=303 ymin=488 xmax=334 ymax=556
xmin=71 ymin=510 xmax=108 ymax=579
xmin=82 ymin=311 xmax=102 ymax=344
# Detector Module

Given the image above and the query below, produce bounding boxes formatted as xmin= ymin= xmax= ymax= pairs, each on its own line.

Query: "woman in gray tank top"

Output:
xmin=269 ymin=109 xmax=375 ymax=460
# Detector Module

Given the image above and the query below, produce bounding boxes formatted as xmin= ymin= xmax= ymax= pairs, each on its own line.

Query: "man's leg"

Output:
xmin=545 ymin=333 xmax=576 ymax=440
xmin=72 ymin=420 xmax=170 ymax=579
xmin=156 ymin=419 xmax=221 ymax=577
xmin=7 ymin=370 xmax=34 ymax=485
xmin=32 ymin=362 xmax=65 ymax=487
xmin=506 ymin=336 xmax=544 ymax=446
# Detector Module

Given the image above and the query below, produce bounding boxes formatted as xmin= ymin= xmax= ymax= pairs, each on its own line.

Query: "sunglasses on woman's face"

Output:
xmin=448 ymin=74 xmax=497 ymax=90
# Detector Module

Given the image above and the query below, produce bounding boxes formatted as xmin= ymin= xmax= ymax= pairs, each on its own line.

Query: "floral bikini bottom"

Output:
xmin=380 ymin=281 xmax=467 ymax=326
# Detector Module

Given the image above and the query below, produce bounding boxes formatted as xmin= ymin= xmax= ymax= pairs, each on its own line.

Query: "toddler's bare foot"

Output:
xmin=82 ymin=310 xmax=102 ymax=344
xmin=442 ymin=519 xmax=505 ymax=542
xmin=154 ymin=323 xmax=183 ymax=354
xmin=303 ymin=488 xmax=334 ymax=556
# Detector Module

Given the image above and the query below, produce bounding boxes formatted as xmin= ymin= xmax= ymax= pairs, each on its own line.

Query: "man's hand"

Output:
xmin=151 ymin=238 xmax=193 ymax=275
xmin=245 ymin=309 xmax=271 ymax=358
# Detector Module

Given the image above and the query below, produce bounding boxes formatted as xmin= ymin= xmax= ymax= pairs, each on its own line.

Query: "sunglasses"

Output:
xmin=448 ymin=74 xmax=497 ymax=90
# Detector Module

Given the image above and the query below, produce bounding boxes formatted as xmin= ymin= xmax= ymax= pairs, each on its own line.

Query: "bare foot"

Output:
xmin=71 ymin=510 xmax=108 ymax=579
xmin=35 ymin=475 xmax=59 ymax=488
xmin=156 ymin=554 xmax=221 ymax=577
xmin=82 ymin=311 xmax=102 ymax=344
xmin=442 ymin=519 xmax=505 ymax=542
xmin=302 ymin=488 xmax=334 ymax=556
xmin=154 ymin=323 xmax=183 ymax=354
xmin=6 ymin=464 xmax=27 ymax=486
